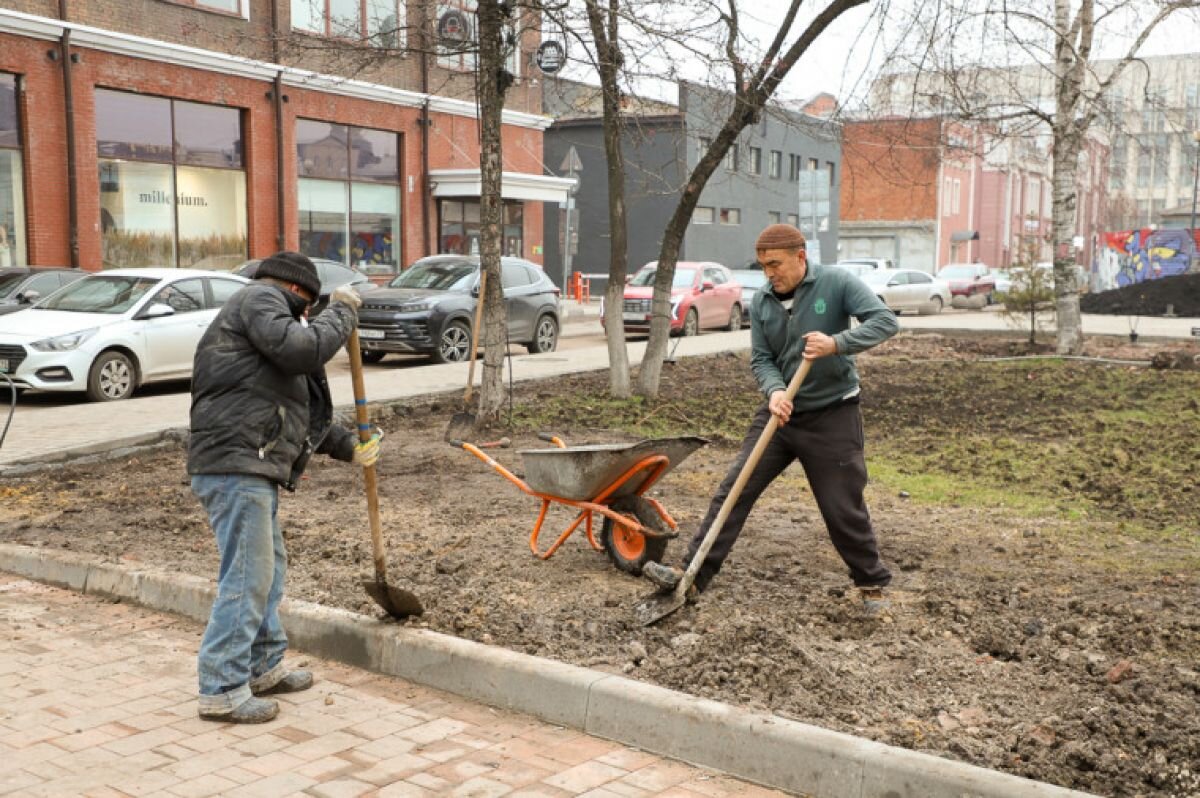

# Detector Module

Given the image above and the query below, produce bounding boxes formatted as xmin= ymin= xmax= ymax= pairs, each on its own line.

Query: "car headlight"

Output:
xmin=399 ymin=302 xmax=434 ymax=313
xmin=30 ymin=328 xmax=98 ymax=352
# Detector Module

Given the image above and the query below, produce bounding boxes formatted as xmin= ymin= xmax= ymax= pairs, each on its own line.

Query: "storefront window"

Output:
xmin=297 ymin=119 xmax=401 ymax=274
xmin=96 ymin=89 xmax=246 ymax=269
xmin=0 ymin=74 xmax=25 ymax=268
xmin=439 ymin=200 xmax=522 ymax=257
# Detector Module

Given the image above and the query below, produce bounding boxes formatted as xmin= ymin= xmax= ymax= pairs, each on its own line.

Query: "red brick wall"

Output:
xmin=841 ymin=119 xmax=941 ymax=223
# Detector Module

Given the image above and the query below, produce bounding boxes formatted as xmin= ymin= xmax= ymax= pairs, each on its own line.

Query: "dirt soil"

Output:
xmin=1080 ymin=273 xmax=1200 ymax=317
xmin=3 ymin=332 xmax=1199 ymax=797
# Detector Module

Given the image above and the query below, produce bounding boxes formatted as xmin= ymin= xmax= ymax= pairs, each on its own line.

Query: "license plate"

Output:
xmin=0 ymin=359 xmax=7 ymax=373
xmin=622 ymin=312 xmax=647 ymax=322
xmin=358 ymin=328 xmax=385 ymax=340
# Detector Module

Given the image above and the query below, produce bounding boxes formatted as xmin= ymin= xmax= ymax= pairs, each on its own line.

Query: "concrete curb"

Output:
xmin=0 ymin=543 xmax=1096 ymax=798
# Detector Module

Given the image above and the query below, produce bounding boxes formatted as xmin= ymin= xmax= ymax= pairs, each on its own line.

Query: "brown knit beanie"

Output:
xmin=755 ymin=224 xmax=806 ymax=252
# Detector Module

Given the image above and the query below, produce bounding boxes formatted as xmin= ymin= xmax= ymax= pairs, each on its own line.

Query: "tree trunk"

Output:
xmin=1051 ymin=0 xmax=1085 ymax=356
xmin=476 ymin=0 xmax=510 ymax=423
xmin=585 ymin=0 xmax=632 ymax=398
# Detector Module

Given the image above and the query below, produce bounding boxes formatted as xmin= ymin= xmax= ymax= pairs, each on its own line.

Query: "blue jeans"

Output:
xmin=192 ymin=474 xmax=290 ymax=714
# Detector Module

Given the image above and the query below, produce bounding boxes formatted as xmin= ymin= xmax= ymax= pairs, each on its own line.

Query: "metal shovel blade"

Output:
xmin=633 ymin=586 xmax=688 ymax=627
xmin=362 ymin=577 xmax=425 ymax=619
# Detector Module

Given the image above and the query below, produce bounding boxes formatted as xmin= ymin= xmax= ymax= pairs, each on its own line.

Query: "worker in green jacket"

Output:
xmin=644 ymin=223 xmax=900 ymax=614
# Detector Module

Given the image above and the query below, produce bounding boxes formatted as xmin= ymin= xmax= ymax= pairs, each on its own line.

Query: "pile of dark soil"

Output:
xmin=1080 ymin=272 xmax=1200 ymax=316
xmin=2 ymin=332 xmax=1198 ymax=797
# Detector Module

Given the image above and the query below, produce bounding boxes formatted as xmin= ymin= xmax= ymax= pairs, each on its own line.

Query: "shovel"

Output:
xmin=347 ymin=330 xmax=424 ymax=619
xmin=445 ymin=267 xmax=488 ymax=442
xmin=634 ymin=358 xmax=813 ymax=626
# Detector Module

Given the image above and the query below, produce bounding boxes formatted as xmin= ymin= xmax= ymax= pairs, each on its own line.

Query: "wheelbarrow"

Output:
xmin=452 ymin=434 xmax=708 ymax=575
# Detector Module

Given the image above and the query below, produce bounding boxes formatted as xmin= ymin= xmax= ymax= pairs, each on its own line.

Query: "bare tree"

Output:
xmin=636 ymin=0 xmax=871 ymax=397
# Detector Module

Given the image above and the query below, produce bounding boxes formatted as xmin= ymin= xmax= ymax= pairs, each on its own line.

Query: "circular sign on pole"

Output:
xmin=535 ymin=40 xmax=566 ymax=75
xmin=437 ymin=9 xmax=472 ymax=49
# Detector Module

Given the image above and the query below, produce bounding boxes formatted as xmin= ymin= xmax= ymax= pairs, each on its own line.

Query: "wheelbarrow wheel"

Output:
xmin=600 ymin=496 xmax=669 ymax=577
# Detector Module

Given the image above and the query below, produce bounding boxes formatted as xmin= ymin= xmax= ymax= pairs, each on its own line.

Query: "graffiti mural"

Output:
xmin=1095 ymin=228 xmax=1199 ymax=290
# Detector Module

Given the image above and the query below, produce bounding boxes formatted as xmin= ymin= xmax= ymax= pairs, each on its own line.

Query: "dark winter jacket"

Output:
xmin=187 ymin=281 xmax=358 ymax=490
xmin=750 ymin=263 xmax=899 ymax=413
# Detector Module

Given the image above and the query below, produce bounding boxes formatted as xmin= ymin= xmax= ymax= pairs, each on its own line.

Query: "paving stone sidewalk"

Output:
xmin=0 ymin=575 xmax=786 ymax=798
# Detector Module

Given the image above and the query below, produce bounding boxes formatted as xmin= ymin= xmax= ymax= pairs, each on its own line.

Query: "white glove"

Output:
xmin=331 ymin=285 xmax=362 ymax=310
xmin=353 ymin=429 xmax=383 ymax=467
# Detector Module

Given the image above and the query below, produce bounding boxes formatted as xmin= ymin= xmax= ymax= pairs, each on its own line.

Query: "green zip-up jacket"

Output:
xmin=749 ymin=264 xmax=899 ymax=412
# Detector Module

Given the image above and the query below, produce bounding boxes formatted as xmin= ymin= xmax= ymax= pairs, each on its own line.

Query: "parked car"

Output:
xmin=835 ymin=257 xmax=894 ymax=274
xmin=604 ymin=261 xmax=743 ymax=336
xmin=731 ymin=269 xmax=769 ymax=323
xmin=989 ymin=268 xmax=1013 ymax=295
xmin=0 ymin=267 xmax=87 ymax=316
xmin=356 ymin=255 xmax=560 ymax=364
xmin=938 ymin=263 xmax=997 ymax=306
xmin=860 ymin=268 xmax=951 ymax=315
xmin=0 ymin=268 xmax=248 ymax=401
xmin=235 ymin=257 xmax=373 ymax=316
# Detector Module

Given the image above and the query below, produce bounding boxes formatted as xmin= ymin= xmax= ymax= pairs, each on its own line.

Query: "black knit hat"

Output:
xmin=255 ymin=251 xmax=321 ymax=297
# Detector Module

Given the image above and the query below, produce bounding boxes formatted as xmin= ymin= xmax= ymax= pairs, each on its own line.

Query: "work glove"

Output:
xmin=331 ymin=284 xmax=363 ymax=310
xmin=352 ymin=428 xmax=384 ymax=468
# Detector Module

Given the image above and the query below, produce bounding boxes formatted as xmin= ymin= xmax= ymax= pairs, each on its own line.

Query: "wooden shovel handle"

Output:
xmin=347 ymin=329 xmax=387 ymax=583
xmin=463 ymin=268 xmax=488 ymax=404
xmin=676 ymin=358 xmax=814 ymax=595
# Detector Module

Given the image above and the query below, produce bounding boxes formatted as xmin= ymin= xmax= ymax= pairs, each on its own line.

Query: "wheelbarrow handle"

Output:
xmin=451 ymin=440 xmax=536 ymax=497
xmin=537 ymin=432 xmax=567 ymax=448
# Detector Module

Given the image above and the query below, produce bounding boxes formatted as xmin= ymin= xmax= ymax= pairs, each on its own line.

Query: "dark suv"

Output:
xmin=357 ymin=255 xmax=560 ymax=363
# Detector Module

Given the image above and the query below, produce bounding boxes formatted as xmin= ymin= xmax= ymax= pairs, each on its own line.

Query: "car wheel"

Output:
xmin=86 ymin=350 xmax=136 ymax=402
xmin=726 ymin=305 xmax=742 ymax=331
xmin=526 ymin=314 xmax=559 ymax=354
xmin=921 ymin=295 xmax=943 ymax=316
xmin=361 ymin=350 xmax=386 ymax=364
xmin=599 ymin=496 xmax=669 ymax=577
xmin=433 ymin=320 xmax=472 ymax=364
xmin=682 ymin=308 xmax=699 ymax=337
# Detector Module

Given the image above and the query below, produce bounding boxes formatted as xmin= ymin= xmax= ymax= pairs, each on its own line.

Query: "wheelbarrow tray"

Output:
xmin=518 ymin=436 xmax=708 ymax=501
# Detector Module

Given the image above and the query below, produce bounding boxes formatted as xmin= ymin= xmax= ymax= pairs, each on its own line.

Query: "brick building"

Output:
xmin=0 ymin=1 xmax=573 ymax=276
xmin=840 ymin=116 xmax=1106 ymax=273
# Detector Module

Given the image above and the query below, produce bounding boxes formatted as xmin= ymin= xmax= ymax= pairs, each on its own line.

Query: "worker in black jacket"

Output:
xmin=188 ymin=251 xmax=381 ymax=724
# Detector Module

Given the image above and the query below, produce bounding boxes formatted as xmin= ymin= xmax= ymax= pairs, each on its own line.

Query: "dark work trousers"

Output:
xmin=682 ymin=400 xmax=891 ymax=591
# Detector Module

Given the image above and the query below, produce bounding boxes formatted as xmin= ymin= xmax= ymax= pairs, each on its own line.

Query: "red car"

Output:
xmin=938 ymin=263 xmax=997 ymax=305
xmin=604 ymin=261 xmax=744 ymax=336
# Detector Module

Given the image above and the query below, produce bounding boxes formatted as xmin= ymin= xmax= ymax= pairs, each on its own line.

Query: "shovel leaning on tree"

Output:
xmin=347 ymin=329 xmax=424 ymax=619
xmin=633 ymin=358 xmax=813 ymax=626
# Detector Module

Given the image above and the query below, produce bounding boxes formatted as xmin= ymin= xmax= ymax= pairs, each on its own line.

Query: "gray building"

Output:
xmin=542 ymin=80 xmax=842 ymax=288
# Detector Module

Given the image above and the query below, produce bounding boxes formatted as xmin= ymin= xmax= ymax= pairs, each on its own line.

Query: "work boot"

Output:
xmin=199 ymin=696 xmax=279 ymax=724
xmin=860 ymin=587 xmax=892 ymax=617
xmin=253 ymin=670 xmax=314 ymax=696
xmin=643 ymin=561 xmax=682 ymax=591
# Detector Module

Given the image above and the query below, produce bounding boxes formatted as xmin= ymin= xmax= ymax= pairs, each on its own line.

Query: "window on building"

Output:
xmin=95 ymin=89 xmax=246 ymax=269
xmin=788 ymin=155 xmax=800 ymax=182
xmin=942 ymin=178 xmax=952 ymax=216
xmin=786 ymin=213 xmax=798 ymax=226
xmin=768 ymin=211 xmax=781 ymax=224
xmin=769 ymin=150 xmax=782 ymax=179
xmin=951 ymin=179 xmax=961 ymax=214
xmin=1153 ymin=133 xmax=1170 ymax=188
xmin=724 ymin=144 xmax=738 ymax=172
xmin=1026 ymin=177 xmax=1040 ymax=216
xmin=293 ymin=0 xmax=404 ymax=45
xmin=1136 ymin=138 xmax=1152 ymax=188
xmin=826 ymin=161 xmax=835 ymax=185
xmin=167 ymin=0 xmax=246 ymax=14
xmin=1110 ymin=139 xmax=1127 ymax=190
xmin=808 ymin=157 xmax=819 ymax=171
xmin=719 ymin=208 xmax=741 ymax=225
xmin=748 ymin=146 xmax=761 ymax=176
xmin=692 ymin=206 xmax=714 ymax=225
xmin=439 ymin=199 xmax=522 ymax=256
xmin=296 ymin=119 xmax=402 ymax=273
xmin=435 ymin=1 xmax=515 ymax=71
xmin=0 ymin=73 xmax=26 ymax=268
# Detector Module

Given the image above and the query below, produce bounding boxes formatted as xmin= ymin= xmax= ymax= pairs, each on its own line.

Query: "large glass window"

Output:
xmin=0 ymin=73 xmax=27 ymax=268
xmin=297 ymin=119 xmax=401 ymax=274
xmin=438 ymin=199 xmax=522 ymax=257
xmin=95 ymin=89 xmax=246 ymax=269
xmin=436 ymin=1 xmax=518 ymax=74
xmin=293 ymin=0 xmax=404 ymax=46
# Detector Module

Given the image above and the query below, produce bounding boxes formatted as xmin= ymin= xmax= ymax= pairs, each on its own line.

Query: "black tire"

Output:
xmin=360 ymin=350 xmax=386 ymax=364
xmin=726 ymin=304 xmax=742 ymax=331
xmin=682 ymin=308 xmax=700 ymax=337
xmin=526 ymin=314 xmax=559 ymax=354
xmin=86 ymin=350 xmax=136 ymax=402
xmin=432 ymin=320 xmax=472 ymax=364
xmin=600 ymin=495 xmax=670 ymax=577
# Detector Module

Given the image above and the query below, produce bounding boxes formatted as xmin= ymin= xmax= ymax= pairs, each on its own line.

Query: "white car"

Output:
xmin=0 ymin=268 xmax=248 ymax=401
xmin=860 ymin=268 xmax=951 ymax=315
xmin=834 ymin=258 xmax=895 ymax=276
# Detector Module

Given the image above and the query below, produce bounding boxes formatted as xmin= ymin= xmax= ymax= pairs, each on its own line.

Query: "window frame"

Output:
xmin=692 ymin=206 xmax=714 ymax=225
xmin=719 ymin=208 xmax=741 ymax=225
xmin=769 ymin=151 xmax=782 ymax=179
xmin=292 ymin=0 xmax=406 ymax=47
xmin=162 ymin=0 xmax=247 ymax=18
xmin=748 ymin=146 xmax=761 ymax=176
